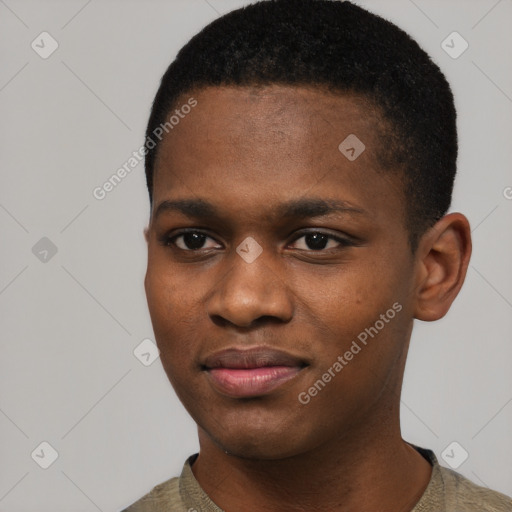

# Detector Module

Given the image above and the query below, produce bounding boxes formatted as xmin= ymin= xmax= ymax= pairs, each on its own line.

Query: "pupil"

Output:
xmin=184 ymin=232 xmax=206 ymax=250
xmin=306 ymin=233 xmax=328 ymax=250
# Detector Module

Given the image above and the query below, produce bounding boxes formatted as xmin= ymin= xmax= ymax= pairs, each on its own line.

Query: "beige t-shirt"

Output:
xmin=122 ymin=446 xmax=512 ymax=511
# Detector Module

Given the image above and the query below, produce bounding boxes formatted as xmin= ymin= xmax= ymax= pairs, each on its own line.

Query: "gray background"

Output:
xmin=1 ymin=0 xmax=511 ymax=510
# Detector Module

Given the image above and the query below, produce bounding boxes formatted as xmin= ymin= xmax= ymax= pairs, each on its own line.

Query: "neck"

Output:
xmin=191 ymin=403 xmax=432 ymax=512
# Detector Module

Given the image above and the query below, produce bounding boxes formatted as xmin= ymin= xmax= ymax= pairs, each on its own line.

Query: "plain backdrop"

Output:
xmin=0 ymin=0 xmax=511 ymax=510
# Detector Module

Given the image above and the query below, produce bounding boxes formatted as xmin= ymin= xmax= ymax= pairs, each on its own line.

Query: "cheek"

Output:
xmin=291 ymin=260 xmax=398 ymax=332
xmin=145 ymin=250 xmax=197 ymax=316
xmin=145 ymin=264 xmax=213 ymax=418
xmin=289 ymin=260 xmax=411 ymax=397
xmin=145 ymin=262 xmax=198 ymax=363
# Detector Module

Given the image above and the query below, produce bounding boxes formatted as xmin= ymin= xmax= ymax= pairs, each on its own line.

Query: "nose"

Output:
xmin=206 ymin=246 xmax=294 ymax=329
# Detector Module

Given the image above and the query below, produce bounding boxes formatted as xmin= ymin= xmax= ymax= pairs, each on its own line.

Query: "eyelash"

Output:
xmin=157 ymin=229 xmax=354 ymax=253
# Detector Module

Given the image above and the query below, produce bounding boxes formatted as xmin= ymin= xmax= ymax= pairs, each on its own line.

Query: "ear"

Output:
xmin=413 ymin=212 xmax=472 ymax=321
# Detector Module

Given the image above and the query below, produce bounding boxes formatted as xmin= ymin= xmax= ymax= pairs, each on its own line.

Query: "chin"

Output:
xmin=216 ymin=436 xmax=304 ymax=461
xmin=200 ymin=410 xmax=317 ymax=461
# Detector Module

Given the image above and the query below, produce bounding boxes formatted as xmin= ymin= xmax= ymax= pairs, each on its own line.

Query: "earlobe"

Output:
xmin=413 ymin=213 xmax=472 ymax=322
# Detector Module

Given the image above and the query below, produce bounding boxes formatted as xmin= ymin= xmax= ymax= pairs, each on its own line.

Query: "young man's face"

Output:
xmin=144 ymin=85 xmax=419 ymax=459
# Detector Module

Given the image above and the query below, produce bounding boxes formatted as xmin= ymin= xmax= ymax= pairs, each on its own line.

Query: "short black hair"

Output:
xmin=144 ymin=0 xmax=457 ymax=251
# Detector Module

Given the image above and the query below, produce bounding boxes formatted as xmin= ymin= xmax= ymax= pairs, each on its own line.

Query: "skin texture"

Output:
xmin=143 ymin=85 xmax=472 ymax=512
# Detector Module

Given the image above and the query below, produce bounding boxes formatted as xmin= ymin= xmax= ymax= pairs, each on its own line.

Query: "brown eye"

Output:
xmin=290 ymin=232 xmax=351 ymax=251
xmin=161 ymin=231 xmax=221 ymax=251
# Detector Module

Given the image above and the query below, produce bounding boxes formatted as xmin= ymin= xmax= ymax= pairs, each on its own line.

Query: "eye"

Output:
xmin=289 ymin=231 xmax=352 ymax=251
xmin=161 ymin=230 xmax=221 ymax=251
xmin=159 ymin=229 xmax=354 ymax=252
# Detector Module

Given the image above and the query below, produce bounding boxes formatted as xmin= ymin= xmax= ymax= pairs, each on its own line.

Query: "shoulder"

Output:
xmin=121 ymin=476 xmax=185 ymax=512
xmin=437 ymin=464 xmax=512 ymax=512
xmin=120 ymin=454 xmax=216 ymax=512
xmin=411 ymin=446 xmax=512 ymax=512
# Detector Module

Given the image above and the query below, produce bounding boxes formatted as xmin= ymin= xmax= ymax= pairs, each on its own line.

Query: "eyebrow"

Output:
xmin=153 ymin=197 xmax=366 ymax=222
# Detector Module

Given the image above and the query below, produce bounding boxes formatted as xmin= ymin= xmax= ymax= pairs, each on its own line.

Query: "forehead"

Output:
xmin=161 ymin=85 xmax=384 ymax=147
xmin=153 ymin=85 xmax=387 ymax=177
xmin=151 ymin=85 xmax=404 ymax=225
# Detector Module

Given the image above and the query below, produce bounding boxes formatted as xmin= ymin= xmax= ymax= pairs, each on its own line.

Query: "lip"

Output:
xmin=203 ymin=347 xmax=308 ymax=398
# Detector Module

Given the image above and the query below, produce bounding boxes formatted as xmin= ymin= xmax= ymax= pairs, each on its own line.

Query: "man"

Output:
xmin=123 ymin=0 xmax=512 ymax=510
